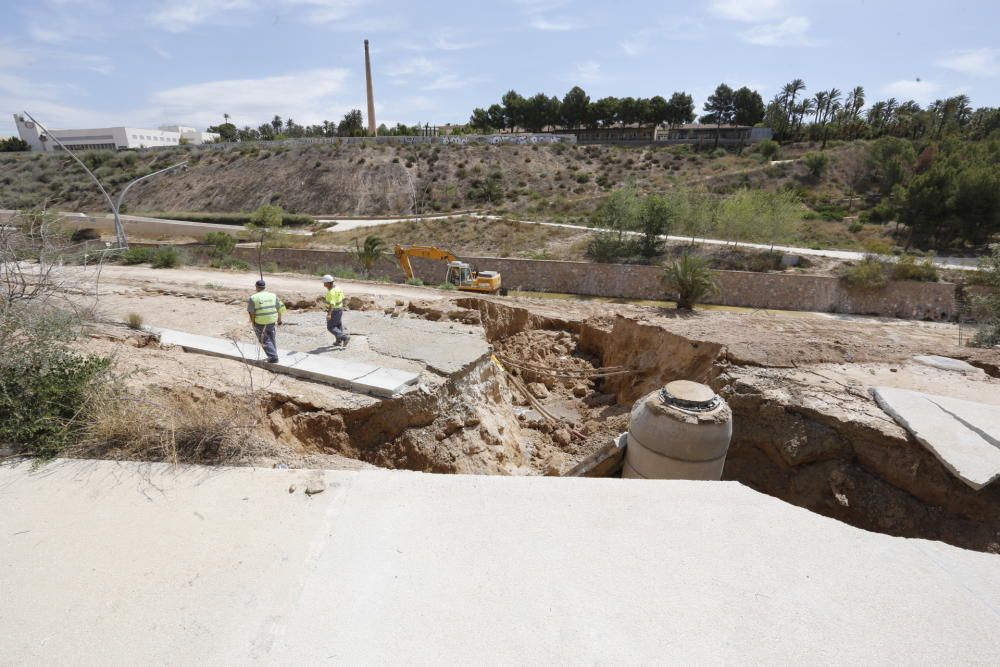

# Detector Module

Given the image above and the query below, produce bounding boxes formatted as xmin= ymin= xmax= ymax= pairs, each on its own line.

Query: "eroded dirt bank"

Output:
xmin=77 ymin=267 xmax=1000 ymax=552
xmin=453 ymin=297 xmax=1000 ymax=552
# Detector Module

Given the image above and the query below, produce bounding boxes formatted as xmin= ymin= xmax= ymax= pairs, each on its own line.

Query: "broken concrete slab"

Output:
xmin=151 ymin=326 xmax=419 ymax=397
xmin=873 ymin=386 xmax=1000 ymax=490
xmin=913 ymin=355 xmax=983 ymax=376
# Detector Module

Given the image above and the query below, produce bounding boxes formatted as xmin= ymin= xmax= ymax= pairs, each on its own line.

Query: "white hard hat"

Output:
xmin=322 ymin=274 xmax=334 ymax=283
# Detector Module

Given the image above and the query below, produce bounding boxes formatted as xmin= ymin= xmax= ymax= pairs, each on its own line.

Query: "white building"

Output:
xmin=12 ymin=114 xmax=220 ymax=152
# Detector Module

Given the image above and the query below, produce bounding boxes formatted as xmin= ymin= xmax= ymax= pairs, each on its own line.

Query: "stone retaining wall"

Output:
xmin=225 ymin=246 xmax=957 ymax=320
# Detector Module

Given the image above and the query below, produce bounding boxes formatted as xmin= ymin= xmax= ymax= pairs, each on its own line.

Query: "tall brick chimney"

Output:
xmin=364 ymin=39 xmax=376 ymax=136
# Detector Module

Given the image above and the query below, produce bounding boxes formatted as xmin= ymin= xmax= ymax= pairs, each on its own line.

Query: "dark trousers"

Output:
xmin=326 ymin=309 xmax=349 ymax=343
xmin=254 ymin=323 xmax=279 ymax=362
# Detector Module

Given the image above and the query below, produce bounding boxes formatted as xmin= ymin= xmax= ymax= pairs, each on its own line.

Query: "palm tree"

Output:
xmin=844 ymin=86 xmax=865 ymax=138
xmin=780 ymin=79 xmax=806 ymax=140
xmin=867 ymin=101 xmax=888 ymax=137
xmin=661 ymin=254 xmax=720 ymax=311
xmin=223 ymin=112 xmax=231 ymax=125
xmin=352 ymin=235 xmax=386 ymax=277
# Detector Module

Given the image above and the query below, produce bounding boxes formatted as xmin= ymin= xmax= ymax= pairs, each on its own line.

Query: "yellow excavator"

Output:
xmin=394 ymin=245 xmax=505 ymax=295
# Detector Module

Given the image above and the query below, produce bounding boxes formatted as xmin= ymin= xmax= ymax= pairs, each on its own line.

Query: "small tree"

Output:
xmin=246 ymin=204 xmax=284 ymax=280
xmin=352 ymin=235 xmax=386 ymax=277
xmin=204 ymin=231 xmax=236 ymax=259
xmin=637 ymin=195 xmax=671 ymax=258
xmin=661 ymin=254 xmax=720 ymax=310
xmin=469 ymin=173 xmax=504 ymax=204
xmin=759 ymin=139 xmax=779 ymax=160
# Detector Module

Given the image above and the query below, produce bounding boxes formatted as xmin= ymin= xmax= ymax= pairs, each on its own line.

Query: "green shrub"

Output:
xmin=759 ymin=140 xmax=779 ymax=160
xmin=890 ymin=255 xmax=938 ymax=282
xmin=120 ymin=247 xmax=154 ymax=265
xmin=437 ymin=282 xmax=456 ymax=290
xmin=586 ymin=233 xmax=636 ymax=263
xmin=405 ymin=278 xmax=424 ymax=286
xmin=840 ymin=258 xmax=888 ymax=290
xmin=0 ymin=352 xmax=111 ymax=459
xmin=151 ymin=246 xmax=182 ymax=269
xmin=204 ymin=231 xmax=236 ymax=258
xmin=661 ymin=254 xmax=720 ymax=310
xmin=804 ymin=152 xmax=829 ymax=178
xmin=712 ymin=148 xmax=728 ymax=158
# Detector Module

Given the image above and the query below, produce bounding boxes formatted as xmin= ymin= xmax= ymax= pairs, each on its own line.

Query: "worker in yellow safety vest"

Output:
xmin=247 ymin=279 xmax=286 ymax=363
xmin=322 ymin=274 xmax=350 ymax=348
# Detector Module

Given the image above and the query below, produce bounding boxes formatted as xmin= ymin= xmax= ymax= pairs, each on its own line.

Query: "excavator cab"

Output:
xmin=446 ymin=261 xmax=473 ymax=287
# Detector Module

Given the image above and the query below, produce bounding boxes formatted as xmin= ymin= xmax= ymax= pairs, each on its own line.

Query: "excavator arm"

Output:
xmin=394 ymin=245 xmax=458 ymax=280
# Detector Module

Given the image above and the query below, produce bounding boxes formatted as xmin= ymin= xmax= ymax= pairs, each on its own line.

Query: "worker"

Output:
xmin=322 ymin=274 xmax=350 ymax=347
xmin=247 ymin=279 xmax=285 ymax=363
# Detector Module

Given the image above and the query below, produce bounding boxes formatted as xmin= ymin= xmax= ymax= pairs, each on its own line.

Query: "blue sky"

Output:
xmin=1 ymin=0 xmax=997 ymax=136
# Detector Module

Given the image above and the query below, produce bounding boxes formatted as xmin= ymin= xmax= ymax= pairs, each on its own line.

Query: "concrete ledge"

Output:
xmin=1 ymin=460 xmax=998 ymax=664
xmin=152 ymin=327 xmax=419 ymax=397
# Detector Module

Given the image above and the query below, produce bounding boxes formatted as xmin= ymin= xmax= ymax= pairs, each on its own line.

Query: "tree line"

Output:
xmin=468 ymin=87 xmax=706 ymax=133
xmin=206 ymin=110 xmax=430 ymax=143
xmin=762 ymin=79 xmax=998 ymax=146
xmin=466 ymin=82 xmax=999 ymax=145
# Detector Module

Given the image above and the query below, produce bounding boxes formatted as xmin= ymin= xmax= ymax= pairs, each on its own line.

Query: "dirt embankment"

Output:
xmin=74 ymin=269 xmax=1000 ymax=552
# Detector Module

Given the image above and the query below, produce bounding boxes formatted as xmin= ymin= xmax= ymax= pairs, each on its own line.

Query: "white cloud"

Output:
xmin=708 ymin=0 xmax=786 ymax=22
xmin=283 ymin=0 xmax=363 ymax=23
xmin=152 ymin=0 xmax=364 ymax=32
xmin=529 ymin=17 xmax=584 ymax=31
xmin=386 ymin=57 xmax=436 ymax=79
xmin=149 ymin=68 xmax=353 ymax=128
xmin=574 ymin=60 xmax=603 ymax=84
xmin=424 ymin=74 xmax=472 ymax=91
xmin=619 ymin=17 xmax=706 ymax=55
xmin=152 ymin=0 xmax=254 ymax=32
xmin=0 ymin=44 xmax=32 ymax=70
xmin=741 ymin=16 xmax=813 ymax=46
xmin=882 ymin=79 xmax=941 ymax=105
xmin=515 ymin=0 xmax=584 ymax=31
xmin=936 ymin=47 xmax=999 ymax=78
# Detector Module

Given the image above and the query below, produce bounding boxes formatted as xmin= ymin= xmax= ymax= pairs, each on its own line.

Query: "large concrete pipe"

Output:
xmin=623 ymin=381 xmax=732 ymax=480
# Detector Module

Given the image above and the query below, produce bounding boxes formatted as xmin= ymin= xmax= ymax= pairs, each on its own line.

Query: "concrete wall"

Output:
xmin=227 ymin=246 xmax=958 ymax=320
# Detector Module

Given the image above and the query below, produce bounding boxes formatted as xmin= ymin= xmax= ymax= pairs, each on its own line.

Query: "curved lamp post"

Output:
xmin=113 ymin=161 xmax=187 ymax=248
xmin=22 ymin=111 xmax=187 ymax=249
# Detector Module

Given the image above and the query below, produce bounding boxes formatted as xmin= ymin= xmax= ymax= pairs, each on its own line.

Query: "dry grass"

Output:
xmin=125 ymin=312 xmax=144 ymax=329
xmin=73 ymin=386 xmax=275 ymax=464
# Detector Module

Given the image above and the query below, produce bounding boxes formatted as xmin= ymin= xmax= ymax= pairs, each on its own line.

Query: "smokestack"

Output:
xmin=364 ymin=39 xmax=376 ymax=136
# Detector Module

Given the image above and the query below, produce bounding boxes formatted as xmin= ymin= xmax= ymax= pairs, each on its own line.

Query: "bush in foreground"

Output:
xmin=120 ymin=247 xmax=154 ymax=265
xmin=151 ymin=246 xmax=182 ymax=269
xmin=0 ymin=350 xmax=111 ymax=459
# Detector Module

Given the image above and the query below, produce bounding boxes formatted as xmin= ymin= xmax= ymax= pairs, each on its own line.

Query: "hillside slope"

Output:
xmin=0 ymin=140 xmax=854 ymax=220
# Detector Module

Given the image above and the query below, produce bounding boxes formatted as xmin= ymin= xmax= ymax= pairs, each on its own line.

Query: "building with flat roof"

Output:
xmin=12 ymin=114 xmax=219 ymax=152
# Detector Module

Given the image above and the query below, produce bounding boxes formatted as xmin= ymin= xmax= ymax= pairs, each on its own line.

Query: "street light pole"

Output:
xmin=22 ymin=111 xmax=186 ymax=250
xmin=113 ymin=161 xmax=187 ymax=249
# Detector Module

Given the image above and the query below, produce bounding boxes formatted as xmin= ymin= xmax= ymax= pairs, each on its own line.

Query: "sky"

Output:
xmin=1 ymin=0 xmax=998 ymax=136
